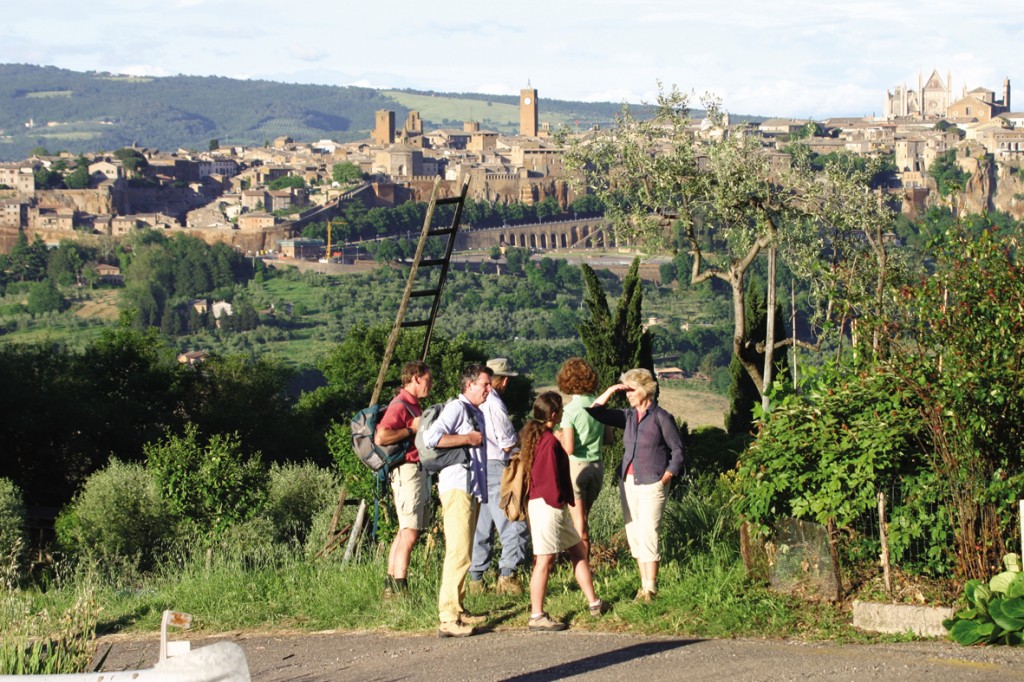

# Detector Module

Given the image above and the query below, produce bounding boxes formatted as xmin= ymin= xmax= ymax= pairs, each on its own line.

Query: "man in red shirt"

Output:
xmin=374 ymin=360 xmax=433 ymax=595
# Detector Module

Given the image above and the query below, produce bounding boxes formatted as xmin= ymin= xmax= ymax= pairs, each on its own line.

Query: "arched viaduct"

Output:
xmin=458 ymin=217 xmax=631 ymax=251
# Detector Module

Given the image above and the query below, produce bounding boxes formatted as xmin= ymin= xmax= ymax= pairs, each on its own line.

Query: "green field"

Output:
xmin=384 ymin=90 xmax=579 ymax=134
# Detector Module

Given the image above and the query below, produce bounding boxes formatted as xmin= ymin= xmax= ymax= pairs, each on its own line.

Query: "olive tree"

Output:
xmin=566 ymin=86 xmax=899 ymax=397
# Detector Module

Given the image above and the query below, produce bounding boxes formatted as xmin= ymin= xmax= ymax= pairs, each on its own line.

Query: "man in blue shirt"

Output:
xmin=423 ymin=364 xmax=491 ymax=637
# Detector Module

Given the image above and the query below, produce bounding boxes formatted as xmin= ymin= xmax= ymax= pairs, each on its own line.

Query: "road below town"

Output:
xmin=96 ymin=628 xmax=1024 ymax=681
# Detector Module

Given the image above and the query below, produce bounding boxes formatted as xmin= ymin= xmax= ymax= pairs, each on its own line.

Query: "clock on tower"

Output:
xmin=520 ymin=88 xmax=538 ymax=137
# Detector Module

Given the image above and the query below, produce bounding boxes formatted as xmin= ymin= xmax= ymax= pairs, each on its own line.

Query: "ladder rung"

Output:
xmin=418 ymin=258 xmax=447 ymax=267
xmin=427 ymin=227 xmax=456 ymax=237
xmin=400 ymin=320 xmax=432 ymax=328
xmin=434 ymin=197 xmax=463 ymax=205
xmin=410 ymin=288 xmax=440 ymax=297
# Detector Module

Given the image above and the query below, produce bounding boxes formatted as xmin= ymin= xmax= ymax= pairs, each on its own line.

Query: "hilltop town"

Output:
xmin=2 ymin=71 xmax=1023 ymax=257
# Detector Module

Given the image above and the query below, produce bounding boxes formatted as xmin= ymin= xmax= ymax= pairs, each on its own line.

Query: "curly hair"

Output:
xmin=620 ymin=367 xmax=658 ymax=400
xmin=517 ymin=391 xmax=563 ymax=487
xmin=556 ymin=357 xmax=598 ymax=396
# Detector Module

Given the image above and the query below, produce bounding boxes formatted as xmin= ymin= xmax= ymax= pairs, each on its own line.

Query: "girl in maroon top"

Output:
xmin=521 ymin=391 xmax=608 ymax=631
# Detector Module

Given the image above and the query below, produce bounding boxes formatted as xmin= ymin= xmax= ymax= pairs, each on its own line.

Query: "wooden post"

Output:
xmin=878 ymin=492 xmax=892 ymax=596
xmin=342 ymin=499 xmax=367 ymax=564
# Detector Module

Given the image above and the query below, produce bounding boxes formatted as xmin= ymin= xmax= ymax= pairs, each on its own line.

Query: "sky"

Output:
xmin=4 ymin=0 xmax=1023 ymax=120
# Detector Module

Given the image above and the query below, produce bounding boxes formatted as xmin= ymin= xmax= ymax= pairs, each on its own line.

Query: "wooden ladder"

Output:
xmin=368 ymin=175 xmax=470 ymax=406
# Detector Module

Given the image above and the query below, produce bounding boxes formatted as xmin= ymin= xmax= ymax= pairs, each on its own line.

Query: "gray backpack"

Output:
xmin=415 ymin=400 xmax=472 ymax=473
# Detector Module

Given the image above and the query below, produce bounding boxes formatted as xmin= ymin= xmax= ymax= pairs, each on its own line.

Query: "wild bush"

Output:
xmin=0 ymin=479 xmax=26 ymax=574
xmin=55 ymin=460 xmax=171 ymax=571
xmin=266 ymin=462 xmax=340 ymax=545
xmin=887 ymin=227 xmax=1024 ymax=579
xmin=736 ymin=359 xmax=924 ymax=563
xmin=145 ymin=424 xmax=267 ymax=536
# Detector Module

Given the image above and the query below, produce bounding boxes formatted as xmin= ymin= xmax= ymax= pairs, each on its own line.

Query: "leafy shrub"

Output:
xmin=146 ymin=424 xmax=267 ymax=535
xmin=945 ymin=553 xmax=1024 ymax=645
xmin=887 ymin=227 xmax=1024 ymax=580
xmin=0 ymin=479 xmax=26 ymax=573
xmin=55 ymin=460 xmax=171 ymax=571
xmin=326 ymin=421 xmax=376 ymax=507
xmin=737 ymin=360 xmax=920 ymax=539
xmin=266 ymin=462 xmax=340 ymax=544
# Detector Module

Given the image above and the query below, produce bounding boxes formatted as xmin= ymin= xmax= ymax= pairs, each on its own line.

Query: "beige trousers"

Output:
xmin=438 ymin=489 xmax=480 ymax=624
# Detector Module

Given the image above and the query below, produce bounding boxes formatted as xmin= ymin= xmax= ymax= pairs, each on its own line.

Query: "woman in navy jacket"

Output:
xmin=586 ymin=368 xmax=685 ymax=601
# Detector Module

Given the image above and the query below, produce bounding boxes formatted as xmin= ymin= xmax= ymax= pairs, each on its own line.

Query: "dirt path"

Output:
xmin=96 ymin=629 xmax=1024 ymax=681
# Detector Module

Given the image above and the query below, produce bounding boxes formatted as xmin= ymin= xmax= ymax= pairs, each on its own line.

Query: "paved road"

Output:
xmin=97 ymin=629 xmax=1024 ymax=681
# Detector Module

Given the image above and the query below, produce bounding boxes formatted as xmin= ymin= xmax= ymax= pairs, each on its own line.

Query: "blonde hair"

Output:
xmin=620 ymin=368 xmax=657 ymax=400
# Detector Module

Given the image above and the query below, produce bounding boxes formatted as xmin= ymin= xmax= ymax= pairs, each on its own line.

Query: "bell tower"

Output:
xmin=519 ymin=87 xmax=538 ymax=137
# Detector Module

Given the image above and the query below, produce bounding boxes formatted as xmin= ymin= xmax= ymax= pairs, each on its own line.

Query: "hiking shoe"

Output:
xmin=459 ymin=610 xmax=487 ymax=625
xmin=528 ymin=612 xmax=568 ymax=632
xmin=438 ymin=621 xmax=476 ymax=638
xmin=634 ymin=589 xmax=655 ymax=603
xmin=496 ymin=575 xmax=523 ymax=596
xmin=383 ymin=576 xmax=407 ymax=599
xmin=467 ymin=579 xmax=486 ymax=595
xmin=588 ymin=599 xmax=610 ymax=616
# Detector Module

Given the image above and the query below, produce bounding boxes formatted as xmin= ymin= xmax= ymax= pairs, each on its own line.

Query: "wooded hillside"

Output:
xmin=0 ymin=64 xmax=652 ymax=161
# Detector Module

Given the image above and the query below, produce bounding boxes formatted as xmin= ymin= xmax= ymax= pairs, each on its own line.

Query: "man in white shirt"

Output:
xmin=422 ymin=364 xmax=491 ymax=638
xmin=468 ymin=358 xmax=529 ymax=596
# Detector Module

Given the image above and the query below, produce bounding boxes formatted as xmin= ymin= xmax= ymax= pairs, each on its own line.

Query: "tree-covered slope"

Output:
xmin=0 ymin=64 xmax=666 ymax=161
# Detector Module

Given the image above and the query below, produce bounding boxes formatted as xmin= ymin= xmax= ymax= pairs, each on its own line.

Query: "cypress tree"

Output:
xmin=578 ymin=257 xmax=653 ymax=391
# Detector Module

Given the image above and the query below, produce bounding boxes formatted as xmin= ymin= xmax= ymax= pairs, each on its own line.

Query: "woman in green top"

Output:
xmin=556 ymin=358 xmax=606 ymax=561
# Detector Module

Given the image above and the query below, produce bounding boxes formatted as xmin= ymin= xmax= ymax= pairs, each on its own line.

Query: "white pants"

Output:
xmin=619 ymin=474 xmax=666 ymax=563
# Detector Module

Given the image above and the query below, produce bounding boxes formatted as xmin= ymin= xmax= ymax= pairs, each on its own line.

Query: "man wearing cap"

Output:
xmin=468 ymin=358 xmax=530 ymax=596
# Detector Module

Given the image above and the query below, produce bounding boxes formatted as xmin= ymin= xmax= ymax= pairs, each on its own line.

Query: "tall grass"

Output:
xmin=1 ymin=542 xmax=99 ymax=674
xmin=3 ymin=473 xmax=869 ymax=647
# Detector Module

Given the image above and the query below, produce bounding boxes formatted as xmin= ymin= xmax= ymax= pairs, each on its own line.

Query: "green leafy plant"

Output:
xmin=55 ymin=460 xmax=171 ymax=571
xmin=945 ymin=553 xmax=1024 ymax=646
xmin=145 ymin=424 xmax=267 ymax=535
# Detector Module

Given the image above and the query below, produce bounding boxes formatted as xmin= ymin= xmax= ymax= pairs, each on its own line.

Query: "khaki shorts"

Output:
xmin=569 ymin=458 xmax=604 ymax=506
xmin=390 ymin=462 xmax=429 ymax=531
xmin=527 ymin=498 xmax=581 ymax=555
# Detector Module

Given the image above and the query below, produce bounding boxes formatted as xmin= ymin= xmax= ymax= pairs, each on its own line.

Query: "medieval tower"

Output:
xmin=520 ymin=87 xmax=538 ymax=137
xmin=373 ymin=110 xmax=395 ymax=146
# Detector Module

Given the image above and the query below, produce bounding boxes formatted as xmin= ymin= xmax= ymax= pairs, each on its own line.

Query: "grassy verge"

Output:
xmin=2 ymin=540 xmax=881 ymax=645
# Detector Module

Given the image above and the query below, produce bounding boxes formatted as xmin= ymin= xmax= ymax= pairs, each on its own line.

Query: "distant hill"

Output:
xmin=0 ymin=64 xmax=684 ymax=161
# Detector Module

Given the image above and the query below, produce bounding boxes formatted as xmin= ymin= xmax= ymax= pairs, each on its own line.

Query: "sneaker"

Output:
xmin=467 ymin=579 xmax=486 ymax=595
xmin=589 ymin=599 xmax=610 ymax=616
xmin=459 ymin=610 xmax=487 ymax=625
xmin=634 ymin=588 xmax=655 ymax=603
xmin=438 ymin=621 xmax=476 ymax=638
xmin=496 ymin=575 xmax=523 ymax=595
xmin=528 ymin=612 xmax=568 ymax=632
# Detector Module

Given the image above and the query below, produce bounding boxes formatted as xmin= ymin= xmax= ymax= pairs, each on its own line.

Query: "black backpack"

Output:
xmin=350 ymin=397 xmax=415 ymax=472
